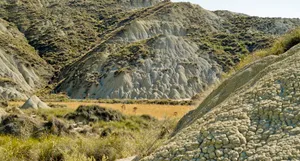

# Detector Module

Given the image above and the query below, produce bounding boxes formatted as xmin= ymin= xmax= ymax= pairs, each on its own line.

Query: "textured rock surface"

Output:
xmin=57 ymin=35 xmax=220 ymax=99
xmin=21 ymin=95 xmax=50 ymax=109
xmin=55 ymin=2 xmax=300 ymax=99
xmin=141 ymin=45 xmax=300 ymax=160
xmin=0 ymin=18 xmax=53 ymax=99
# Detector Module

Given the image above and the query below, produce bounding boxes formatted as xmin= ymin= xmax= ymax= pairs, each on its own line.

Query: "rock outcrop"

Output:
xmin=21 ymin=95 xmax=50 ymax=109
xmin=142 ymin=44 xmax=300 ymax=160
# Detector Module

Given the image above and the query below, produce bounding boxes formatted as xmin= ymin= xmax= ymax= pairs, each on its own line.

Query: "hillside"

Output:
xmin=1 ymin=0 xmax=300 ymax=99
xmin=141 ymin=43 xmax=300 ymax=160
xmin=0 ymin=18 xmax=52 ymax=99
xmin=0 ymin=0 xmax=161 ymax=70
xmin=54 ymin=2 xmax=300 ymax=99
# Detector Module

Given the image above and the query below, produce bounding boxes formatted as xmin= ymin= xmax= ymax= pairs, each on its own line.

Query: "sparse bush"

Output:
xmin=65 ymin=105 xmax=124 ymax=124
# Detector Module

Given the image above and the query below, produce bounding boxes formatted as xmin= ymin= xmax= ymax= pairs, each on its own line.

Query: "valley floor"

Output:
xmin=9 ymin=101 xmax=194 ymax=119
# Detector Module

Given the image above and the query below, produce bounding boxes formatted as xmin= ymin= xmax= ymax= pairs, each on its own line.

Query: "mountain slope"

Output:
xmin=0 ymin=0 xmax=161 ymax=69
xmin=141 ymin=43 xmax=300 ymax=160
xmin=54 ymin=2 xmax=300 ymax=99
xmin=1 ymin=1 xmax=300 ymax=100
xmin=0 ymin=18 xmax=52 ymax=99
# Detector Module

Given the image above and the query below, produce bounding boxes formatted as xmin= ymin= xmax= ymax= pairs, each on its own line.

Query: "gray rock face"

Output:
xmin=54 ymin=3 xmax=226 ymax=99
xmin=142 ymin=45 xmax=300 ymax=160
xmin=0 ymin=18 xmax=53 ymax=99
xmin=58 ymin=35 xmax=220 ymax=99
xmin=21 ymin=95 xmax=50 ymax=109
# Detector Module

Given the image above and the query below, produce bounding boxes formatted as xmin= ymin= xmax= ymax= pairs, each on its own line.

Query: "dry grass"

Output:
xmin=0 ymin=116 xmax=177 ymax=161
xmin=9 ymin=101 xmax=194 ymax=119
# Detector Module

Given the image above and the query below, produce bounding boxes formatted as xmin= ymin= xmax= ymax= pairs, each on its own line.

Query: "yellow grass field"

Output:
xmin=9 ymin=101 xmax=196 ymax=119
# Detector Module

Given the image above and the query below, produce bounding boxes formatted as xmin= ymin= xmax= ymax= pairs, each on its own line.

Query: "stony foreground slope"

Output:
xmin=142 ymin=44 xmax=300 ymax=160
xmin=54 ymin=2 xmax=300 ymax=99
xmin=0 ymin=18 xmax=52 ymax=99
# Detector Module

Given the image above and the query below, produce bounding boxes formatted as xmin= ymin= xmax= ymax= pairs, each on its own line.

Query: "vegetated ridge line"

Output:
xmin=74 ymin=1 xmax=172 ymax=63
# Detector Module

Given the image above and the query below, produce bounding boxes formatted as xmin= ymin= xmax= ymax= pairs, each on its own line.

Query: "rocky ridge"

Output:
xmin=141 ymin=44 xmax=300 ymax=160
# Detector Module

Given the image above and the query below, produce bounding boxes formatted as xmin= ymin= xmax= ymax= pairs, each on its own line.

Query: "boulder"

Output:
xmin=20 ymin=95 xmax=50 ymax=109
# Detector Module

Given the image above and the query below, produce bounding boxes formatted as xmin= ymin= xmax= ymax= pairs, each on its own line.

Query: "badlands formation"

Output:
xmin=55 ymin=2 xmax=300 ymax=99
xmin=142 ymin=44 xmax=300 ymax=160
xmin=1 ymin=0 xmax=300 ymax=99
xmin=0 ymin=18 xmax=52 ymax=99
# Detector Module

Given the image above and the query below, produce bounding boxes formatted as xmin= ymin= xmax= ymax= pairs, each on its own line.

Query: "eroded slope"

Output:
xmin=0 ymin=18 xmax=52 ymax=99
xmin=142 ymin=44 xmax=300 ymax=160
xmin=55 ymin=2 xmax=300 ymax=99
